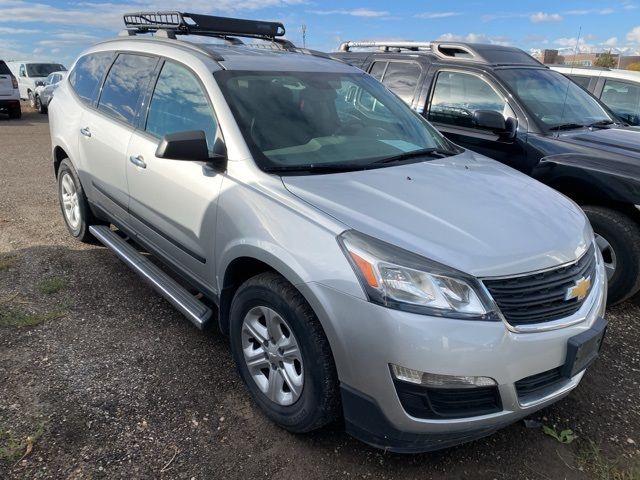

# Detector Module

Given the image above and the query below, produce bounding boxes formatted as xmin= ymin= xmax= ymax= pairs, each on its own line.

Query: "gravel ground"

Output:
xmin=0 ymin=104 xmax=639 ymax=479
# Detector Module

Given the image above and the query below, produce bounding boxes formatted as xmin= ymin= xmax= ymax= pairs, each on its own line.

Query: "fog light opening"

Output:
xmin=390 ymin=364 xmax=497 ymax=388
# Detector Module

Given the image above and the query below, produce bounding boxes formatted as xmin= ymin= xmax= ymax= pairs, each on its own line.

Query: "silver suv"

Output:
xmin=49 ymin=12 xmax=607 ymax=453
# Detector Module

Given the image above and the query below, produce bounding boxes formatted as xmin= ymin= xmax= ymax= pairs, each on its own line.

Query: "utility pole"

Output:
xmin=301 ymin=24 xmax=307 ymax=48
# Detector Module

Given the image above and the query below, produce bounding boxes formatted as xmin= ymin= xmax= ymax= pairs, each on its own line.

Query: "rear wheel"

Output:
xmin=57 ymin=158 xmax=96 ymax=243
xmin=229 ymin=272 xmax=340 ymax=433
xmin=584 ymin=205 xmax=640 ymax=305
xmin=8 ymin=104 xmax=21 ymax=119
xmin=28 ymin=90 xmax=35 ymax=108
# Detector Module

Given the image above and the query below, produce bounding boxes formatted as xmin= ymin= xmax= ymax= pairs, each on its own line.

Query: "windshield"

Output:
xmin=26 ymin=63 xmax=66 ymax=78
xmin=497 ymin=68 xmax=612 ymax=130
xmin=215 ymin=71 xmax=454 ymax=172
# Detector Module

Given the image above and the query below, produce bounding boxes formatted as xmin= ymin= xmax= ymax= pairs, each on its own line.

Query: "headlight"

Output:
xmin=338 ymin=230 xmax=498 ymax=320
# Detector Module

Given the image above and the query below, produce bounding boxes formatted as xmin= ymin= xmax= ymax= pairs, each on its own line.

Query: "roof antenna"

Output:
xmin=557 ymin=26 xmax=581 ymax=134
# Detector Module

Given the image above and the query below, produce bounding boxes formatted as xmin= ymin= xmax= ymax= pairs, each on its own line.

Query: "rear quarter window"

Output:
xmin=0 ymin=61 xmax=11 ymax=75
xmin=69 ymin=52 xmax=114 ymax=104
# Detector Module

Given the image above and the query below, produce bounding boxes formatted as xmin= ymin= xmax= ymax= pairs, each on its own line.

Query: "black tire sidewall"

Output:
xmin=585 ymin=206 xmax=640 ymax=304
xmin=229 ymin=276 xmax=333 ymax=432
xmin=57 ymin=160 xmax=90 ymax=240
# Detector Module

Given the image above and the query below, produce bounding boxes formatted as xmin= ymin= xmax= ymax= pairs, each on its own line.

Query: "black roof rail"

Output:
xmin=123 ymin=11 xmax=287 ymax=42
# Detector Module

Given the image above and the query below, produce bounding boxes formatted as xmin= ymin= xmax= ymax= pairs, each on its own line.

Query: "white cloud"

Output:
xmin=415 ymin=12 xmax=461 ymax=19
xmin=437 ymin=32 xmax=510 ymax=46
xmin=530 ymin=12 xmax=563 ymax=23
xmin=604 ymin=36 xmax=618 ymax=46
xmin=309 ymin=8 xmax=389 ymax=17
xmin=0 ymin=26 xmax=37 ymax=33
xmin=565 ymin=8 xmax=614 ymax=15
xmin=628 ymin=26 xmax=640 ymax=43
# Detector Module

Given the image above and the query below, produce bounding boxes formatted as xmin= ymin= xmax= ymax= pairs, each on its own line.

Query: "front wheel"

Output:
xmin=584 ymin=206 xmax=640 ymax=305
xmin=57 ymin=158 xmax=96 ymax=243
xmin=28 ymin=91 xmax=35 ymax=108
xmin=35 ymin=95 xmax=46 ymax=114
xmin=229 ymin=272 xmax=340 ymax=433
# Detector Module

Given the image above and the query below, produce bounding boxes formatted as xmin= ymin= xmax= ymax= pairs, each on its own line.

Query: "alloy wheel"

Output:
xmin=241 ymin=305 xmax=304 ymax=406
xmin=60 ymin=172 xmax=81 ymax=230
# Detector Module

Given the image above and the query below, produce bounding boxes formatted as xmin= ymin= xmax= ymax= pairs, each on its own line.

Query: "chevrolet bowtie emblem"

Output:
xmin=566 ymin=276 xmax=591 ymax=301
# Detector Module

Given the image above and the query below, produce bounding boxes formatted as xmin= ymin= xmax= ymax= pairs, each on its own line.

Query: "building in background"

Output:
xmin=532 ymin=49 xmax=640 ymax=69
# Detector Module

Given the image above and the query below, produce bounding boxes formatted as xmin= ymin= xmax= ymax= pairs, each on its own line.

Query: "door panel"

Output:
xmin=426 ymin=68 xmax=529 ymax=171
xmin=126 ymin=60 xmax=224 ymax=287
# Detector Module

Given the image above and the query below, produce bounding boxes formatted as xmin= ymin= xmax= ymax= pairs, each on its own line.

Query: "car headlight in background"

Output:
xmin=338 ymin=230 xmax=498 ymax=320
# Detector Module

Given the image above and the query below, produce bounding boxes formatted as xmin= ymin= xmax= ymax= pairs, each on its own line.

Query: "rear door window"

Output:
xmin=380 ymin=62 xmax=422 ymax=104
xmin=601 ymin=79 xmax=640 ymax=125
xmin=145 ymin=61 xmax=218 ymax=151
xmin=69 ymin=52 xmax=114 ymax=104
xmin=368 ymin=62 xmax=387 ymax=81
xmin=98 ymin=53 xmax=158 ymax=125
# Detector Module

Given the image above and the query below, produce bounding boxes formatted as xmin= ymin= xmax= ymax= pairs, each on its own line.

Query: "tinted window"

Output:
xmin=568 ymin=74 xmax=592 ymax=90
xmin=428 ymin=71 xmax=509 ymax=129
xmin=497 ymin=68 xmax=612 ymax=129
xmin=19 ymin=65 xmax=25 ymax=77
xmin=381 ymin=62 xmax=421 ymax=103
xmin=0 ymin=61 xmax=10 ymax=75
xmin=69 ymin=52 xmax=113 ymax=103
xmin=146 ymin=62 xmax=218 ymax=151
xmin=98 ymin=54 xmax=157 ymax=125
xmin=369 ymin=62 xmax=386 ymax=81
xmin=26 ymin=63 xmax=65 ymax=77
xmin=601 ymin=79 xmax=640 ymax=125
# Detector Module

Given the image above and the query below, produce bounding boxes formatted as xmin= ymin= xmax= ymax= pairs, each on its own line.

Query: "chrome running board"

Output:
xmin=89 ymin=225 xmax=213 ymax=329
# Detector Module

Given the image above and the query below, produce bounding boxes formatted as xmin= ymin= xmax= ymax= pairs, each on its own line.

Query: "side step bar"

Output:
xmin=89 ymin=225 xmax=213 ymax=329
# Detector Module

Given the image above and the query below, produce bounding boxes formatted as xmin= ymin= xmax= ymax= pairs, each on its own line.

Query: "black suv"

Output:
xmin=331 ymin=41 xmax=640 ymax=305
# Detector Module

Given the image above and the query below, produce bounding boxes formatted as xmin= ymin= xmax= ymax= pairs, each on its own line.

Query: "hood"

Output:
xmin=283 ymin=151 xmax=591 ymax=278
xmin=555 ymin=127 xmax=640 ymax=162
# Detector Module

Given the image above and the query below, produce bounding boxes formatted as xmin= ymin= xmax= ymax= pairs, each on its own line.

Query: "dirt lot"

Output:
xmin=0 ymin=103 xmax=639 ymax=479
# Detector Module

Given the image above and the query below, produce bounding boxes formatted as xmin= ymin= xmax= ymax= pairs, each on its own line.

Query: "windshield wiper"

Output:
xmin=587 ymin=120 xmax=615 ymax=129
xmin=371 ymin=147 xmax=455 ymax=165
xmin=548 ymin=123 xmax=586 ymax=131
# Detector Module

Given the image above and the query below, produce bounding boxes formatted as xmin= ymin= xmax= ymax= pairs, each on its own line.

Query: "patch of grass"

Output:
xmin=0 ymin=255 xmax=17 ymax=272
xmin=543 ymin=424 xmax=577 ymax=444
xmin=0 ymin=422 xmax=45 ymax=462
xmin=0 ymin=306 xmax=66 ymax=328
xmin=576 ymin=441 xmax=640 ymax=480
xmin=36 ymin=276 xmax=65 ymax=295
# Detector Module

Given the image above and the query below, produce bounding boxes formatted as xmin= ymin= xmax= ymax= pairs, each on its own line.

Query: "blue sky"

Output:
xmin=1 ymin=0 xmax=639 ymax=66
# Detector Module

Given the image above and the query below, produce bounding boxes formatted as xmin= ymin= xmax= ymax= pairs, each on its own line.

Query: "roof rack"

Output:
xmin=338 ymin=41 xmax=482 ymax=61
xmin=338 ymin=41 xmax=433 ymax=52
xmin=122 ymin=11 xmax=293 ymax=47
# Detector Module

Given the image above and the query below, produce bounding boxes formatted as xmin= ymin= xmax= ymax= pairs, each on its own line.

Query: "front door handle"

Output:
xmin=80 ymin=126 xmax=91 ymax=137
xmin=129 ymin=154 xmax=147 ymax=169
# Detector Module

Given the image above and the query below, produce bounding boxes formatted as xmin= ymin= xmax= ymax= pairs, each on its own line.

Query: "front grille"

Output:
xmin=394 ymin=380 xmax=502 ymax=419
xmin=483 ymin=245 xmax=596 ymax=325
xmin=515 ymin=367 xmax=564 ymax=399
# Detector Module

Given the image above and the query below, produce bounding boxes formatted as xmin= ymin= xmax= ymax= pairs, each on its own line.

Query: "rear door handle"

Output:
xmin=129 ymin=154 xmax=147 ymax=169
xmin=80 ymin=126 xmax=91 ymax=137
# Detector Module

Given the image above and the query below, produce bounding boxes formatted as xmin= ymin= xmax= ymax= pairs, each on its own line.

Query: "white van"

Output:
xmin=7 ymin=61 xmax=66 ymax=106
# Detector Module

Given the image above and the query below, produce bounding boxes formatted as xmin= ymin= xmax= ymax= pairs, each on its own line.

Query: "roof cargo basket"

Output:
xmin=123 ymin=11 xmax=286 ymax=41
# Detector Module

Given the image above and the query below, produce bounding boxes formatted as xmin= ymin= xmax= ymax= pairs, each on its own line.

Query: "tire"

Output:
xmin=35 ymin=95 xmax=46 ymax=114
xmin=28 ymin=90 xmax=35 ymax=108
xmin=57 ymin=158 xmax=96 ymax=243
xmin=584 ymin=205 xmax=640 ymax=305
xmin=229 ymin=272 xmax=340 ymax=433
xmin=8 ymin=104 xmax=21 ymax=119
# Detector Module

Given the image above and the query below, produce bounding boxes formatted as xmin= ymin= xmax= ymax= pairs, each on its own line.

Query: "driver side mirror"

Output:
xmin=35 ymin=80 xmax=45 ymax=87
xmin=473 ymin=110 xmax=517 ymax=140
xmin=155 ymin=130 xmax=227 ymax=169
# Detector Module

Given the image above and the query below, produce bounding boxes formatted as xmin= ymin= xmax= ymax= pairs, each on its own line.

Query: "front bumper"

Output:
xmin=299 ymin=249 xmax=607 ymax=452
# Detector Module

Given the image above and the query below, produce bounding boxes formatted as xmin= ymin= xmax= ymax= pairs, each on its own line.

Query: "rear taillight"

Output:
xmin=11 ymin=75 xmax=18 ymax=89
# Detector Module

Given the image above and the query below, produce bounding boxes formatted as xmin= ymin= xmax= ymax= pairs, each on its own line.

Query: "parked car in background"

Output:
xmin=33 ymin=71 xmax=67 ymax=114
xmin=7 ymin=61 xmax=66 ymax=107
xmin=551 ymin=66 xmax=640 ymax=127
xmin=331 ymin=41 xmax=640 ymax=305
xmin=49 ymin=12 xmax=607 ymax=453
xmin=0 ymin=60 xmax=21 ymax=119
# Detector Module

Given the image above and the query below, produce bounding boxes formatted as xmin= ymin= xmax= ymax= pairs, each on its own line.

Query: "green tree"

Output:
xmin=594 ymin=51 xmax=618 ymax=68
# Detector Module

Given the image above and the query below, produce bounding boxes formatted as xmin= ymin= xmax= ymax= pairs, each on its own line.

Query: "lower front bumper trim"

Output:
xmin=341 ymin=384 xmax=514 ymax=454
